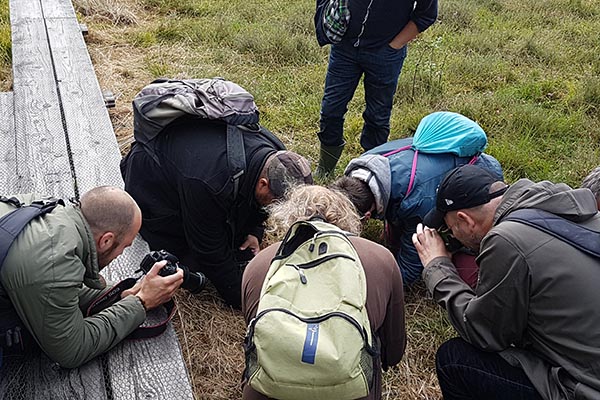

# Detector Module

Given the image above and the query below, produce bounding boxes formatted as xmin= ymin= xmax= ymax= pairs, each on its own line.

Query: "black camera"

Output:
xmin=437 ymin=226 xmax=464 ymax=253
xmin=139 ymin=250 xmax=207 ymax=294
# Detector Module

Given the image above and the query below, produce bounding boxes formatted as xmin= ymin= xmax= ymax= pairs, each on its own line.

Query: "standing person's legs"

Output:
xmin=360 ymin=45 xmax=407 ymax=151
xmin=317 ymin=44 xmax=362 ymax=176
xmin=436 ymin=338 xmax=543 ymax=400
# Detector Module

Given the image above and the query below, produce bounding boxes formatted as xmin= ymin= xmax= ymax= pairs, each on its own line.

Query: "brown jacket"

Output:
xmin=424 ymin=179 xmax=600 ymax=400
xmin=242 ymin=236 xmax=406 ymax=400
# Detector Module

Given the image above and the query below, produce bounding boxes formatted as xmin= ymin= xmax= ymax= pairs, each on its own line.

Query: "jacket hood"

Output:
xmin=495 ymin=179 xmax=598 ymax=225
xmin=344 ymin=154 xmax=391 ymax=217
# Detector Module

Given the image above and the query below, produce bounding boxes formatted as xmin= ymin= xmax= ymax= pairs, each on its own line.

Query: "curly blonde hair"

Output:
xmin=266 ymin=185 xmax=362 ymax=240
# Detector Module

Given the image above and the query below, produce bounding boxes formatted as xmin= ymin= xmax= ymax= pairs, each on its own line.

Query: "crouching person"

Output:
xmin=242 ymin=185 xmax=405 ymax=400
xmin=0 ymin=186 xmax=182 ymax=369
xmin=414 ymin=165 xmax=600 ymax=399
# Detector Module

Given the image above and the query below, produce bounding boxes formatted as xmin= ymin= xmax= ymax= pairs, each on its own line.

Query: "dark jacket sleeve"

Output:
xmin=179 ymin=179 xmax=243 ymax=307
xmin=423 ymin=233 xmax=530 ymax=351
xmin=411 ymin=0 xmax=438 ymax=32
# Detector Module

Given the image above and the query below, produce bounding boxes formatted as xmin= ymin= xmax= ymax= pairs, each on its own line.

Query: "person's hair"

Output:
xmin=266 ymin=185 xmax=362 ymax=240
xmin=329 ymin=176 xmax=374 ymax=215
xmin=80 ymin=186 xmax=138 ymax=240
xmin=582 ymin=166 xmax=600 ymax=200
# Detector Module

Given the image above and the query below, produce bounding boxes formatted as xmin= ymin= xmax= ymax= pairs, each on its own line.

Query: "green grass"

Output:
xmin=37 ymin=0 xmax=600 ymax=397
xmin=0 ymin=0 xmax=10 ymax=89
xmin=132 ymin=0 xmax=600 ymax=186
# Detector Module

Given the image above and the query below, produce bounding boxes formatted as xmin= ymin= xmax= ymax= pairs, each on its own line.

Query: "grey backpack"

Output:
xmin=132 ymin=77 xmax=284 ymax=199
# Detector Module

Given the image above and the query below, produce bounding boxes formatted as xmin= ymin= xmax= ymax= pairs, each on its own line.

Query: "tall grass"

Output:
xmin=104 ymin=0 xmax=599 ymax=186
xmin=1 ymin=0 xmax=593 ymax=398
xmin=0 ymin=0 xmax=11 ymax=90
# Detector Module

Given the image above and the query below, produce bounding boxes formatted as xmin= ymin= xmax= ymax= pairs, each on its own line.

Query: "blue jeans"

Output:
xmin=318 ymin=42 xmax=407 ymax=150
xmin=436 ymin=338 xmax=543 ymax=400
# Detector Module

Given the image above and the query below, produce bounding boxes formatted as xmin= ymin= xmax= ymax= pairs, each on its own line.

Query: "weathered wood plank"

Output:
xmin=40 ymin=0 xmax=77 ymax=19
xmin=9 ymin=0 xmax=75 ymax=23
xmin=102 ymin=239 xmax=195 ymax=400
xmin=10 ymin=14 xmax=74 ymax=197
xmin=0 ymin=352 xmax=107 ymax=400
xmin=8 ymin=0 xmax=43 ymax=23
xmin=45 ymin=17 xmax=124 ymax=193
xmin=0 ymin=92 xmax=18 ymax=192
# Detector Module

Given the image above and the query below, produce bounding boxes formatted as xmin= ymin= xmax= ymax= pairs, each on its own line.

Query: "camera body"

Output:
xmin=139 ymin=250 xmax=207 ymax=294
xmin=437 ymin=226 xmax=464 ymax=253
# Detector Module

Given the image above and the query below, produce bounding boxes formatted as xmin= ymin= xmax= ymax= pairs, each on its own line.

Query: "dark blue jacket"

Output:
xmin=343 ymin=0 xmax=438 ymax=48
xmin=347 ymin=137 xmax=503 ymax=284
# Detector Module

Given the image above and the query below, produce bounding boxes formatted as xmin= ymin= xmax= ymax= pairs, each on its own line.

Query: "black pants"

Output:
xmin=436 ymin=338 xmax=543 ymax=400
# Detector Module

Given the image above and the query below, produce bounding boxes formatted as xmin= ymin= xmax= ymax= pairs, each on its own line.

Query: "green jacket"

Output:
xmin=0 ymin=194 xmax=146 ymax=368
xmin=424 ymin=179 xmax=600 ymax=400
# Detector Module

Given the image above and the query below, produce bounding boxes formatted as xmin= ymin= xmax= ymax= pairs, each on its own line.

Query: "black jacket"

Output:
xmin=121 ymin=117 xmax=284 ymax=307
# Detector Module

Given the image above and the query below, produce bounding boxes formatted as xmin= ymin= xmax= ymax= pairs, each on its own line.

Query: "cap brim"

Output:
xmin=423 ymin=208 xmax=445 ymax=229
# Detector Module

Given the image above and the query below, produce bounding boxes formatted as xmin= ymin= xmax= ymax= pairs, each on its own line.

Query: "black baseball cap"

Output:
xmin=424 ymin=164 xmax=507 ymax=229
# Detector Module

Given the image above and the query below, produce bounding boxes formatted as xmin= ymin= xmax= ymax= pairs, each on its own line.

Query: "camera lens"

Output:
xmin=179 ymin=264 xmax=208 ymax=294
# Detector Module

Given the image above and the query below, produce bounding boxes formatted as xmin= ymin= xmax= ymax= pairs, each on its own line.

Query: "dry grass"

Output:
xmin=171 ymin=282 xmax=450 ymax=400
xmin=72 ymin=0 xmax=452 ymax=398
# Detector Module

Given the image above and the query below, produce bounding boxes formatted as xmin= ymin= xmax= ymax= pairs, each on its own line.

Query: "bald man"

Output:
xmin=0 ymin=186 xmax=182 ymax=369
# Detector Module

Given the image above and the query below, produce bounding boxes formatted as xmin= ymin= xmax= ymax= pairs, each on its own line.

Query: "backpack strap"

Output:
xmin=86 ymin=278 xmax=177 ymax=340
xmin=227 ymin=125 xmax=246 ymax=201
xmin=0 ymin=197 xmax=64 ymax=352
xmin=0 ymin=197 xmax=64 ymax=269
xmin=381 ymin=146 xmax=480 ymax=199
xmin=503 ymin=209 xmax=600 ymax=258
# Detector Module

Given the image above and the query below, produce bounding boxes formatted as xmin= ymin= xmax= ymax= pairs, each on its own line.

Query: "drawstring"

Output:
xmin=353 ymin=0 xmax=374 ymax=47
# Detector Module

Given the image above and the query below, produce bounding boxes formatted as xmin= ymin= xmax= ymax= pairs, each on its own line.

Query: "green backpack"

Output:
xmin=243 ymin=219 xmax=378 ymax=400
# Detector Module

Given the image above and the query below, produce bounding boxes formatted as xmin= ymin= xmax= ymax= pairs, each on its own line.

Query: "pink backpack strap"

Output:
xmin=382 ymin=145 xmax=411 ymax=157
xmin=468 ymin=154 xmax=479 ymax=164
xmin=405 ymin=150 xmax=419 ymax=197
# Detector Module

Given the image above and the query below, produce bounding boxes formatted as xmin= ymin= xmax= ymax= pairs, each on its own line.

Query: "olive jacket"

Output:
xmin=0 ymin=194 xmax=145 ymax=368
xmin=424 ymin=179 xmax=600 ymax=400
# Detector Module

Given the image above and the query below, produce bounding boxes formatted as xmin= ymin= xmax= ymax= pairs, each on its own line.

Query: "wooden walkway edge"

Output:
xmin=0 ymin=1 xmax=195 ymax=399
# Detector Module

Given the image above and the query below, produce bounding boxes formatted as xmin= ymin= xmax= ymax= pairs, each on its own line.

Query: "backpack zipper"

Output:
xmin=246 ymin=307 xmax=376 ymax=356
xmin=284 ymin=253 xmax=356 ymax=284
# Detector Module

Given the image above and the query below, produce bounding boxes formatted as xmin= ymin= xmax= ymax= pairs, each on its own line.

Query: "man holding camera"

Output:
xmin=121 ymin=117 xmax=313 ymax=309
xmin=413 ymin=165 xmax=600 ymax=400
xmin=0 ymin=186 xmax=182 ymax=369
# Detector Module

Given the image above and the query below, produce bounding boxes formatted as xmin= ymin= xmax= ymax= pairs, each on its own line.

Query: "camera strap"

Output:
xmin=86 ymin=278 xmax=177 ymax=340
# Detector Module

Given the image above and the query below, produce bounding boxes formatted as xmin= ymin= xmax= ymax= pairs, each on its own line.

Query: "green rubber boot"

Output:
xmin=315 ymin=142 xmax=345 ymax=179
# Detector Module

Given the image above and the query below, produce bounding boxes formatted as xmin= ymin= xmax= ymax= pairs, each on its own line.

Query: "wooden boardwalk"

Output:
xmin=0 ymin=1 xmax=194 ymax=399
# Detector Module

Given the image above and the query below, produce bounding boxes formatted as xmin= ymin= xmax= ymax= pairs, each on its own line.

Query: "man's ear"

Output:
xmin=96 ymin=232 xmax=115 ymax=252
xmin=456 ymin=211 xmax=476 ymax=229
xmin=257 ymin=177 xmax=269 ymax=191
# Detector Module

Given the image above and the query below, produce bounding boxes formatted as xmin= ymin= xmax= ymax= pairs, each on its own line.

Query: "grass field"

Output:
xmin=1 ymin=0 xmax=599 ymax=398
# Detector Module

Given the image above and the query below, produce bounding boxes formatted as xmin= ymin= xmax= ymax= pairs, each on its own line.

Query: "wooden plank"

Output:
xmin=40 ymin=0 xmax=77 ymax=19
xmin=0 ymin=92 xmax=18 ymax=192
xmin=10 ymin=13 xmax=75 ymax=198
xmin=102 ymin=238 xmax=195 ymax=400
xmin=8 ymin=0 xmax=43 ymax=23
xmin=45 ymin=17 xmax=124 ymax=193
xmin=0 ymin=352 xmax=107 ymax=400
xmin=9 ymin=0 xmax=75 ymax=22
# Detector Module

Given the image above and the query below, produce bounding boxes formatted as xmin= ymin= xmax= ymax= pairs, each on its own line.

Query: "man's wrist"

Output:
xmin=135 ymin=295 xmax=148 ymax=312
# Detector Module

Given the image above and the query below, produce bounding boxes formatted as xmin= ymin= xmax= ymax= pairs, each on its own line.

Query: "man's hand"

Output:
xmin=412 ymin=223 xmax=451 ymax=267
xmin=239 ymin=234 xmax=260 ymax=256
xmin=134 ymin=261 xmax=184 ymax=310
